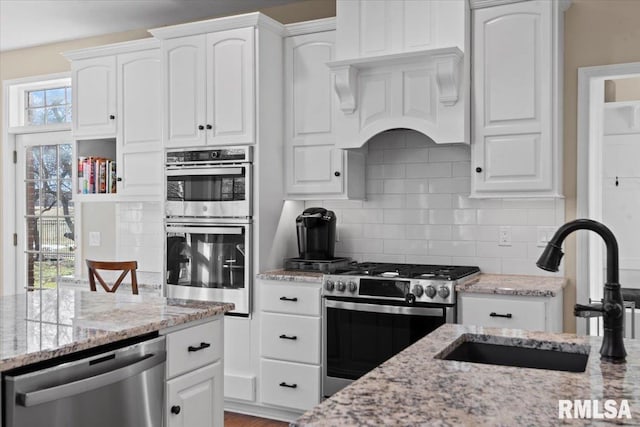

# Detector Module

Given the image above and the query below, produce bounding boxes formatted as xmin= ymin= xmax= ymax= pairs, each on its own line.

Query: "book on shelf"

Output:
xmin=77 ymin=156 xmax=116 ymax=195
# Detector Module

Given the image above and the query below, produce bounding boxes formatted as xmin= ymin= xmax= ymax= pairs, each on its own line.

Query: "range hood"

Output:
xmin=331 ymin=0 xmax=470 ymax=149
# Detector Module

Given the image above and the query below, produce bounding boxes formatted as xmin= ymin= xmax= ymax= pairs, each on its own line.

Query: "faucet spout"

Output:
xmin=536 ymin=219 xmax=626 ymax=363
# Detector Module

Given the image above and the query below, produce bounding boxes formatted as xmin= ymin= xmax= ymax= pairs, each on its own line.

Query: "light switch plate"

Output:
xmin=89 ymin=231 xmax=101 ymax=247
xmin=498 ymin=226 xmax=512 ymax=247
xmin=537 ymin=226 xmax=556 ymax=247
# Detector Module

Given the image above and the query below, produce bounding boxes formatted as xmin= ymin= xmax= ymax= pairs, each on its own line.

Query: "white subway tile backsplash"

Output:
xmin=406 ymin=194 xmax=452 ymax=209
xmin=296 ymin=130 xmax=564 ymax=275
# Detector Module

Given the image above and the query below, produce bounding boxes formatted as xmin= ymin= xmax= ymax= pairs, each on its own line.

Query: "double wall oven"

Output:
xmin=322 ymin=263 xmax=479 ymax=397
xmin=165 ymin=147 xmax=252 ymax=315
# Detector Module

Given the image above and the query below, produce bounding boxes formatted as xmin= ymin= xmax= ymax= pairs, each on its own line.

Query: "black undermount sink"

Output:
xmin=436 ymin=334 xmax=589 ymax=373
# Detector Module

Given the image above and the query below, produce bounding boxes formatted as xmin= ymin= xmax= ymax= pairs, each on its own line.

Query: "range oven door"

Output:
xmin=323 ymin=298 xmax=448 ymax=397
xmin=166 ymin=164 xmax=251 ymax=218
xmin=165 ymin=220 xmax=251 ymax=315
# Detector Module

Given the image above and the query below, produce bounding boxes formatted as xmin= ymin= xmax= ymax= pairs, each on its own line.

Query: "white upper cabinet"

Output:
xmin=284 ymin=25 xmax=365 ymax=199
xmin=116 ymin=48 xmax=163 ymax=197
xmin=162 ymin=27 xmax=255 ymax=148
xmin=71 ymin=56 xmax=117 ymax=138
xmin=64 ymin=39 xmax=163 ymax=201
xmin=471 ymin=0 xmax=568 ymax=198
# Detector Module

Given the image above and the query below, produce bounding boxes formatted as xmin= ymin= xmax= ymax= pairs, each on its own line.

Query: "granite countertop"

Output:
xmin=256 ymin=269 xmax=324 ymax=284
xmin=456 ymin=273 xmax=568 ymax=297
xmin=295 ymin=323 xmax=640 ymax=426
xmin=0 ymin=288 xmax=234 ymax=372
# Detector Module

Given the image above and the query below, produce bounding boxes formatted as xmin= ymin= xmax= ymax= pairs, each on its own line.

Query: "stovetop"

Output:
xmin=333 ymin=262 xmax=480 ymax=281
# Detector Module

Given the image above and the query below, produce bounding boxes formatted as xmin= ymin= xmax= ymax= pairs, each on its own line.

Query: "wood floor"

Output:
xmin=224 ymin=411 xmax=289 ymax=427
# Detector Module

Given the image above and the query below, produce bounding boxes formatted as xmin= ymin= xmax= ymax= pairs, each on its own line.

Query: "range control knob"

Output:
xmin=438 ymin=286 xmax=451 ymax=299
xmin=348 ymin=281 xmax=357 ymax=293
xmin=336 ymin=281 xmax=346 ymax=292
xmin=412 ymin=284 xmax=424 ymax=297
xmin=425 ymin=285 xmax=437 ymax=298
xmin=325 ymin=280 xmax=335 ymax=292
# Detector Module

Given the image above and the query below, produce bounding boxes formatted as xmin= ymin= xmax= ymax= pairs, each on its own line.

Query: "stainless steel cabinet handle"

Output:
xmin=489 ymin=312 xmax=512 ymax=318
xmin=17 ymin=351 xmax=166 ymax=407
xmin=188 ymin=342 xmax=211 ymax=352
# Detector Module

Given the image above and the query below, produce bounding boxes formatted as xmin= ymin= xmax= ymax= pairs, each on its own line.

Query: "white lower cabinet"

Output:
xmin=458 ymin=292 xmax=563 ymax=333
xmin=259 ymin=279 xmax=322 ymax=413
xmin=260 ymin=359 xmax=321 ymax=411
xmin=166 ymin=361 xmax=224 ymax=427
xmin=164 ymin=317 xmax=224 ymax=427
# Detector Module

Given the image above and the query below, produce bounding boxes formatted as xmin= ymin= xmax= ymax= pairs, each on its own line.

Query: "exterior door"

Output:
xmin=16 ymin=131 xmax=75 ymax=293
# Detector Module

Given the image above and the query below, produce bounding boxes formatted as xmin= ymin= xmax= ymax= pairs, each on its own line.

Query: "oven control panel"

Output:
xmin=323 ymin=275 xmax=456 ymax=305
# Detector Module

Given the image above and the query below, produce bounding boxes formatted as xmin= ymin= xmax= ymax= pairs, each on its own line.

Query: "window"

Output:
xmin=25 ymin=86 xmax=72 ymax=126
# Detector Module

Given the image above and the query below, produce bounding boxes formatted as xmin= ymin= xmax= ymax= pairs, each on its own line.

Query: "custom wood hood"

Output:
xmin=331 ymin=0 xmax=470 ymax=149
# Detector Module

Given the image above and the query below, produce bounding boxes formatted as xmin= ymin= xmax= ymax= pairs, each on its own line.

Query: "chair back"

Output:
xmin=86 ymin=260 xmax=139 ymax=295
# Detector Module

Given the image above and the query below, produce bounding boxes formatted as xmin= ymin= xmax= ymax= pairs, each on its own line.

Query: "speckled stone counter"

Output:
xmin=456 ymin=273 xmax=568 ymax=297
xmin=0 ymin=288 xmax=234 ymax=372
xmin=295 ymin=323 xmax=640 ymax=426
xmin=257 ymin=269 xmax=324 ymax=284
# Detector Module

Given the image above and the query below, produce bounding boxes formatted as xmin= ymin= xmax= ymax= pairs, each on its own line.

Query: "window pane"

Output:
xmin=41 ymin=146 xmax=58 ymax=179
xmin=65 ymin=106 xmax=72 ymax=122
xmin=59 ymin=145 xmax=73 ymax=179
xmin=66 ymin=87 xmax=72 ymax=103
xmin=42 ymin=180 xmax=60 ymax=216
xmin=28 ymin=90 xmax=45 ymax=107
xmin=27 ymin=108 xmax=45 ymax=125
xmin=46 ymin=88 xmax=65 ymax=106
xmin=26 ymin=146 xmax=41 ymax=180
xmin=46 ymin=107 xmax=66 ymax=123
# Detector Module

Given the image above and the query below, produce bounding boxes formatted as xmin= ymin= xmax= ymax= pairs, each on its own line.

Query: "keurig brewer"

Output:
xmin=296 ymin=207 xmax=336 ymax=260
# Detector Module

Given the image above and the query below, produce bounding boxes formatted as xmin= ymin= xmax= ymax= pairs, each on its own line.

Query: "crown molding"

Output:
xmin=284 ymin=17 xmax=336 ymax=37
xmin=62 ymin=37 xmax=159 ymax=60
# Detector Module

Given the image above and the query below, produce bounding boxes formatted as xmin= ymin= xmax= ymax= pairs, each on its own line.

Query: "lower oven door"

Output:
xmin=323 ymin=298 xmax=448 ymax=397
xmin=165 ymin=221 xmax=251 ymax=314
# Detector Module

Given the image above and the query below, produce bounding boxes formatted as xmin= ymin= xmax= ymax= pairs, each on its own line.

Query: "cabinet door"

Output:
xmin=472 ymin=1 xmax=553 ymax=194
xmin=72 ymin=56 xmax=116 ymax=138
xmin=116 ymin=49 xmax=162 ymax=196
xmin=164 ymin=35 xmax=207 ymax=147
xmin=205 ymin=27 xmax=255 ymax=145
xmin=166 ymin=361 xmax=224 ymax=427
xmin=285 ymin=31 xmax=343 ymax=195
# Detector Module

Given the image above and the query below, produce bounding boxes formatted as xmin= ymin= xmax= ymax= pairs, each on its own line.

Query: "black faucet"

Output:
xmin=536 ymin=219 xmax=626 ymax=363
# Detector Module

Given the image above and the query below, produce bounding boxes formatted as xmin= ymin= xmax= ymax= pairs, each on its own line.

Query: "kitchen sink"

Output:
xmin=436 ymin=334 xmax=589 ymax=373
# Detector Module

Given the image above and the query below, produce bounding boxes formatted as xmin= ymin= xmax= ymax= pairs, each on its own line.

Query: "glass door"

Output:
xmin=16 ymin=132 xmax=75 ymax=293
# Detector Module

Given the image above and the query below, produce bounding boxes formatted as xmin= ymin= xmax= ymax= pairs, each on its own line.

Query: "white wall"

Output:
xmin=307 ymin=129 xmax=565 ymax=276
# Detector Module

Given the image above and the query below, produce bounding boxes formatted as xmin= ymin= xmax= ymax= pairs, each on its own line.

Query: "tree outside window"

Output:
xmin=26 ymin=87 xmax=72 ymax=126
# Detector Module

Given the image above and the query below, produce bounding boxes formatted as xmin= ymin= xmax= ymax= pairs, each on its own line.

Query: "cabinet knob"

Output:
xmin=116 ymin=177 xmax=122 ymax=182
xmin=170 ymin=405 xmax=181 ymax=415
xmin=198 ymin=125 xmax=205 ymax=130
xmin=334 ymin=171 xmax=341 ymax=177
xmin=206 ymin=124 xmax=213 ymax=130
xmin=475 ymin=167 xmax=483 ymax=173
xmin=109 ymin=115 xmax=115 ymax=120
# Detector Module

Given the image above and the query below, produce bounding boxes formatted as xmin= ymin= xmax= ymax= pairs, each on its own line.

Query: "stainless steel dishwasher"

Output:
xmin=4 ymin=335 xmax=166 ymax=427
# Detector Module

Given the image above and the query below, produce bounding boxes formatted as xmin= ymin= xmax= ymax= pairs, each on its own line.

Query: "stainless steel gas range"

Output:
xmin=322 ymin=262 xmax=480 ymax=397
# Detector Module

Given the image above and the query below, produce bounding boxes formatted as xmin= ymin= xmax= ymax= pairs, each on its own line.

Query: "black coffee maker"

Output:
xmin=296 ymin=207 xmax=337 ymax=260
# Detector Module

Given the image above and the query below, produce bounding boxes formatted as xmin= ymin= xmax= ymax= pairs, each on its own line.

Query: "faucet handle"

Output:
xmin=574 ymin=303 xmax=604 ymax=318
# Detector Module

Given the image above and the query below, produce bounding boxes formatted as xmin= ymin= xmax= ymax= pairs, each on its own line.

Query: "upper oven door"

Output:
xmin=166 ymin=164 xmax=251 ymax=218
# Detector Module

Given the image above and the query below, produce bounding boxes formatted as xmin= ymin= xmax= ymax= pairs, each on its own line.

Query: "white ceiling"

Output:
xmin=0 ymin=0 xmax=300 ymax=52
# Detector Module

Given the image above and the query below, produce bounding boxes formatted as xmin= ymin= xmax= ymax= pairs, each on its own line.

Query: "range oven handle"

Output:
xmin=324 ymin=299 xmax=443 ymax=317
xmin=166 ymin=226 xmax=244 ymax=235
xmin=166 ymin=167 xmax=244 ymax=177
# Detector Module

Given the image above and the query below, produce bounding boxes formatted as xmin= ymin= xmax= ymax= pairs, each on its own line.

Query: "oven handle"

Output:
xmin=324 ymin=299 xmax=443 ymax=317
xmin=166 ymin=226 xmax=244 ymax=235
xmin=166 ymin=167 xmax=244 ymax=177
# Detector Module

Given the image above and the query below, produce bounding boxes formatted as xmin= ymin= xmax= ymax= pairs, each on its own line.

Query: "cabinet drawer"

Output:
xmin=261 ymin=313 xmax=320 ymax=364
xmin=261 ymin=281 xmax=321 ymax=316
xmin=460 ymin=295 xmax=546 ymax=331
xmin=260 ymin=359 xmax=320 ymax=411
xmin=166 ymin=319 xmax=223 ymax=379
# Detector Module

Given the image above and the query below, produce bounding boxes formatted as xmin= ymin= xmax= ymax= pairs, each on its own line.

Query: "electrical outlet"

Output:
xmin=537 ymin=226 xmax=556 ymax=247
xmin=498 ymin=226 xmax=512 ymax=247
xmin=89 ymin=232 xmax=101 ymax=247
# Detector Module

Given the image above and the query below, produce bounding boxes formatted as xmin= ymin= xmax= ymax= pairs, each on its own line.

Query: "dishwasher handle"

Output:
xmin=16 ymin=350 xmax=166 ymax=407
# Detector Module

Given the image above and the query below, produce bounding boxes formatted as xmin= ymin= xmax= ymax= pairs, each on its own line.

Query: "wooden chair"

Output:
xmin=86 ymin=260 xmax=139 ymax=295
